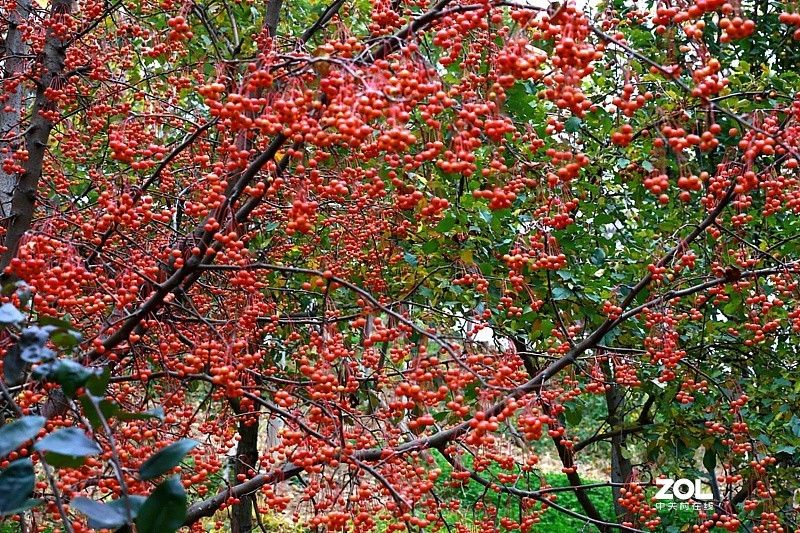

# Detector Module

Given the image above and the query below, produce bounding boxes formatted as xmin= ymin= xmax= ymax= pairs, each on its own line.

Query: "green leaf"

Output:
xmin=702 ymin=447 xmax=717 ymax=472
xmin=42 ymin=452 xmax=86 ymax=468
xmin=564 ymin=116 xmax=582 ymax=133
xmin=505 ymin=83 xmax=537 ymax=121
xmin=594 ymin=213 xmax=614 ymax=225
xmin=776 ymin=445 xmax=797 ymax=455
xmin=18 ymin=327 xmax=55 ymax=363
xmin=0 ymin=460 xmax=36 ymax=516
xmin=403 ymin=252 xmax=418 ymax=267
xmin=71 ymin=497 xmax=127 ymax=529
xmin=0 ymin=303 xmax=24 ymax=325
xmin=48 ymin=360 xmax=94 ymax=398
xmin=551 ymin=287 xmax=573 ymax=300
xmin=435 ymin=215 xmax=456 ymax=233
xmin=78 ymin=395 xmax=120 ymax=429
xmin=2 ymin=345 xmax=27 ymax=386
xmin=432 ymin=411 xmax=449 ymax=422
xmin=79 ymin=395 xmax=164 ymax=429
xmin=138 ymin=439 xmax=199 ymax=480
xmin=49 ymin=329 xmax=82 ymax=350
xmin=135 ymin=477 xmax=187 ymax=533
xmin=564 ymin=404 xmax=582 ymax=426
xmin=590 ymin=247 xmax=606 ymax=267
xmin=86 ymin=366 xmax=111 ymax=396
xmin=263 ymin=221 xmax=280 ymax=232
xmin=36 ymin=316 xmax=75 ymax=330
xmin=0 ymin=498 xmax=42 ymax=516
xmin=71 ymin=496 xmax=147 ymax=529
xmin=0 ymin=416 xmax=46 ymax=458
xmin=34 ymin=428 xmax=101 ymax=457
xmin=422 ymin=240 xmax=439 ymax=254
xmin=107 ymin=495 xmax=147 ymax=518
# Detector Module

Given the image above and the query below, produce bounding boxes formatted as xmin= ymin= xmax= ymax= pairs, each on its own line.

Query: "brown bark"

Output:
xmin=230 ymin=400 xmax=261 ymax=533
xmin=265 ymin=0 xmax=284 ymax=37
xmin=0 ymin=0 xmax=72 ymax=274
xmin=0 ymin=0 xmax=33 ymax=219
xmin=602 ymin=358 xmax=634 ymax=523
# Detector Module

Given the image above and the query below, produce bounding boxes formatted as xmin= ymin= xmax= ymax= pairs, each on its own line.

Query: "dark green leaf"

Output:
xmin=421 ymin=240 xmax=439 ymax=254
xmin=262 ymin=221 xmax=280 ymax=232
xmin=48 ymin=360 xmax=94 ymax=398
xmin=0 ymin=303 xmax=23 ymax=325
xmin=505 ymin=83 xmax=537 ymax=121
xmin=702 ymin=447 xmax=717 ymax=472
xmin=0 ymin=498 xmax=42 ymax=516
xmin=37 ymin=316 xmax=78 ymax=331
xmin=776 ymin=445 xmax=797 ymax=455
xmin=49 ymin=329 xmax=83 ymax=350
xmin=71 ymin=497 xmax=127 ymax=529
xmin=86 ymin=366 xmax=111 ymax=396
xmin=590 ymin=247 xmax=606 ymax=267
xmin=42 ymin=452 xmax=86 ymax=468
xmin=0 ymin=459 xmax=36 ymax=515
xmin=135 ymin=477 xmax=187 ymax=533
xmin=0 ymin=416 xmax=46 ymax=458
xmin=551 ymin=287 xmax=573 ymax=301
xmin=138 ymin=439 xmax=199 ymax=480
xmin=78 ymin=395 xmax=120 ymax=429
xmin=71 ymin=496 xmax=147 ymax=529
xmin=2 ymin=345 xmax=28 ymax=386
xmin=34 ymin=428 xmax=101 ymax=457
xmin=564 ymin=116 xmax=582 ymax=133
xmin=432 ymin=411 xmax=449 ymax=422
xmin=564 ymin=404 xmax=582 ymax=426
xmin=435 ymin=215 xmax=456 ymax=233
xmin=403 ymin=252 xmax=418 ymax=267
xmin=18 ymin=327 xmax=55 ymax=363
xmin=108 ymin=495 xmax=147 ymax=516
xmin=594 ymin=213 xmax=614 ymax=225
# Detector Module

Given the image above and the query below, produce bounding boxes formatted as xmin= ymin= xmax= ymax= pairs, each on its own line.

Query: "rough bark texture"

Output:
xmin=0 ymin=0 xmax=33 ymax=219
xmin=602 ymin=359 xmax=634 ymax=523
xmin=227 ymin=3 xmax=284 ymax=525
xmin=231 ymin=415 xmax=261 ymax=533
xmin=0 ymin=0 xmax=71 ymax=273
xmin=265 ymin=0 xmax=284 ymax=37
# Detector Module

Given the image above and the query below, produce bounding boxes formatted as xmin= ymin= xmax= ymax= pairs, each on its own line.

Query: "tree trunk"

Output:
xmin=229 ymin=5 xmax=283 ymax=524
xmin=0 ymin=0 xmax=33 ymax=219
xmin=601 ymin=358 xmax=633 ymax=523
xmin=265 ymin=0 xmax=284 ymax=37
xmin=231 ymin=410 xmax=260 ymax=533
xmin=0 ymin=0 xmax=71 ymax=274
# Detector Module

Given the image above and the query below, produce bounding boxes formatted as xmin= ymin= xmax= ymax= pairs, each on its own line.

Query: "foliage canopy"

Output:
xmin=0 ymin=0 xmax=800 ymax=531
